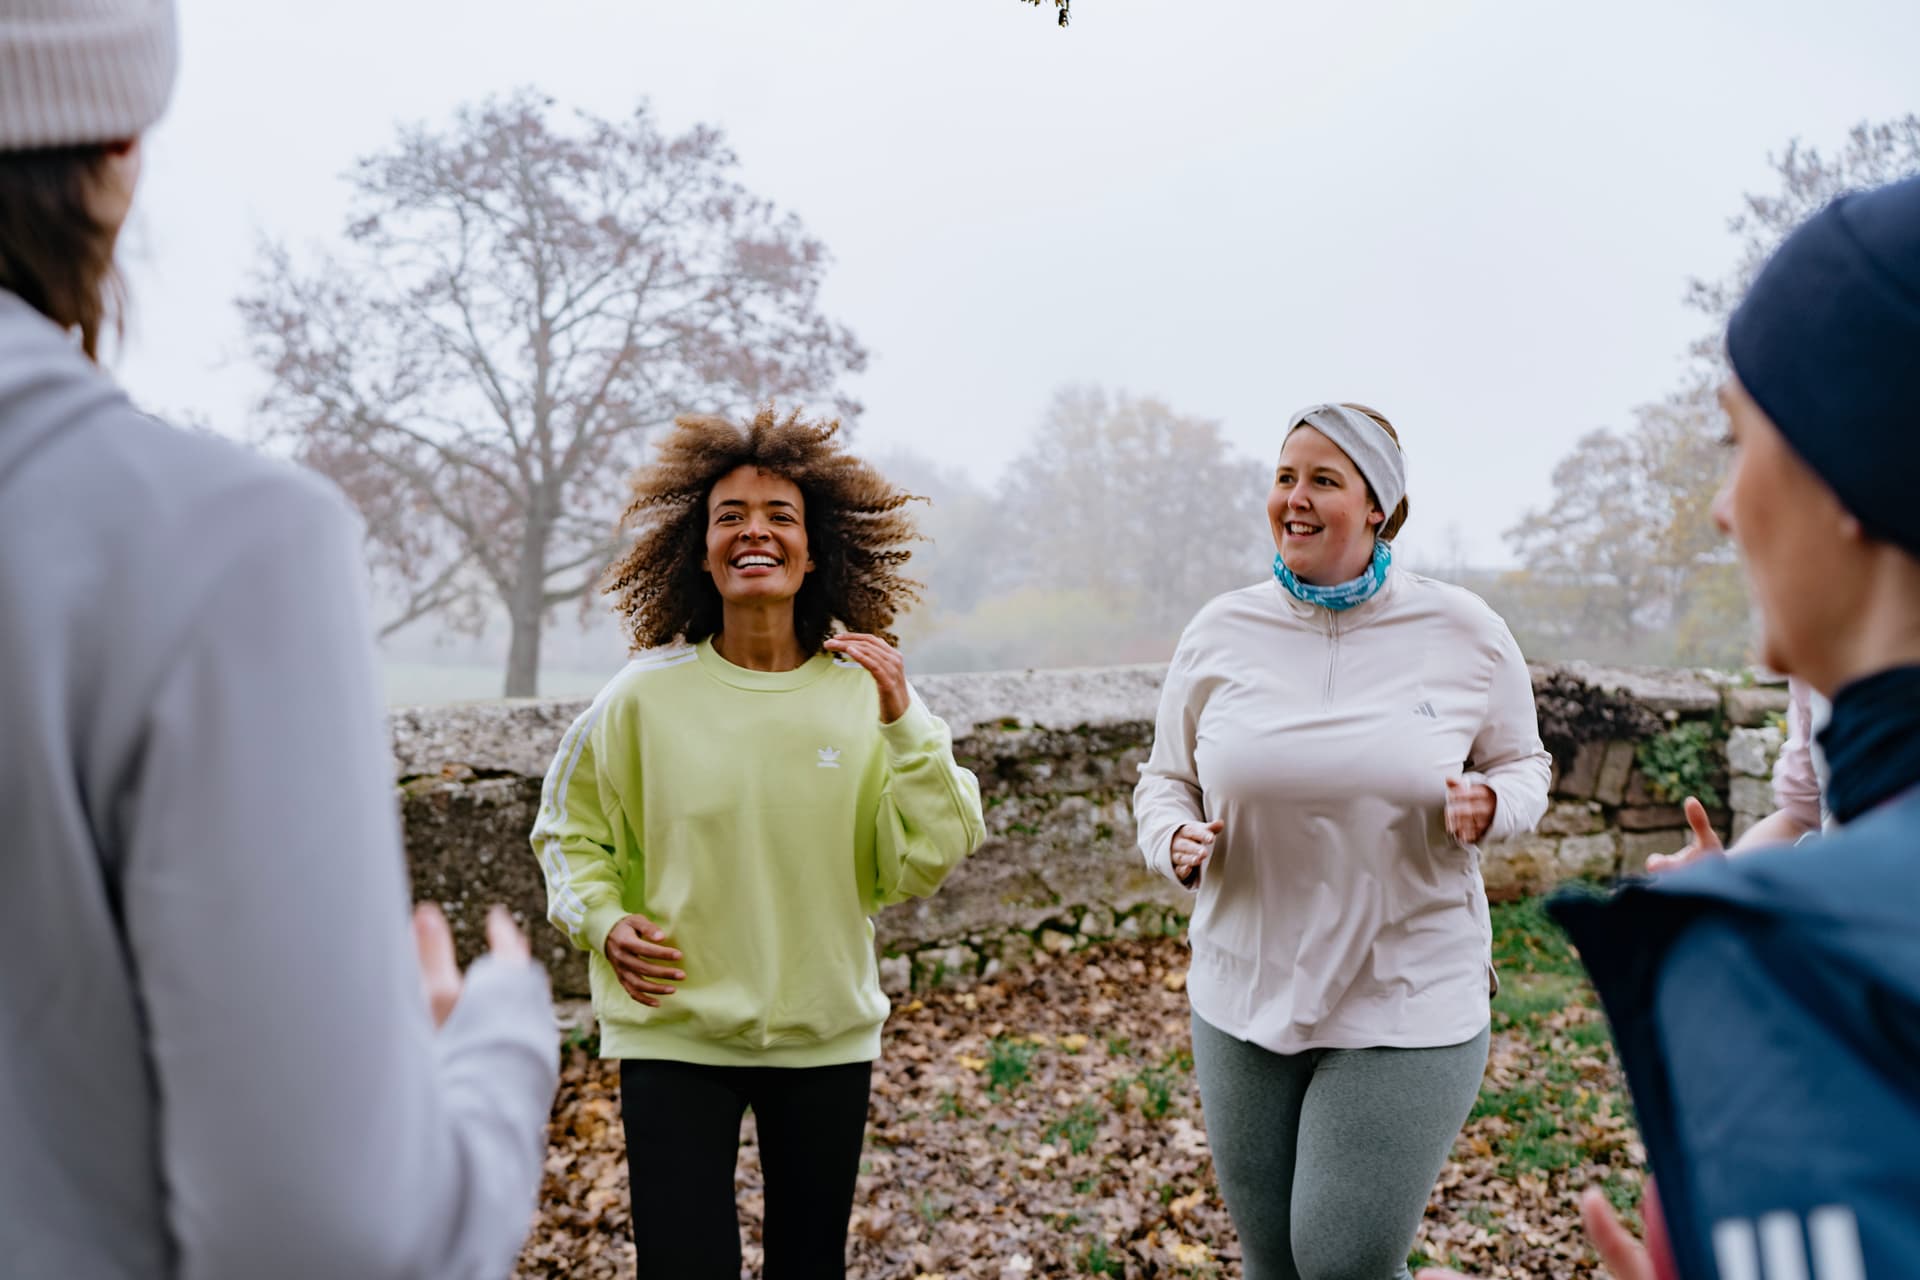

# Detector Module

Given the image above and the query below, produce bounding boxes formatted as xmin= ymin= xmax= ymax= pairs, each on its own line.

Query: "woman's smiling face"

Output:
xmin=703 ymin=465 xmax=814 ymax=605
xmin=1268 ymin=426 xmax=1384 ymax=586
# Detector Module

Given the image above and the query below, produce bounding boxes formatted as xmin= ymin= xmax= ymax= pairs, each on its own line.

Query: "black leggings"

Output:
xmin=618 ymin=1057 xmax=873 ymax=1280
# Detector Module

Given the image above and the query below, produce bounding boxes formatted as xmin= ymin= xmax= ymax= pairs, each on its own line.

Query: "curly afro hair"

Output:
xmin=602 ymin=405 xmax=924 ymax=654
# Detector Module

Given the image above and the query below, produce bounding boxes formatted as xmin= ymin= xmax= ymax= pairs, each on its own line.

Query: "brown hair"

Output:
xmin=1341 ymin=401 xmax=1410 ymax=542
xmin=0 ymin=146 xmax=124 ymax=360
xmin=603 ymin=405 xmax=924 ymax=653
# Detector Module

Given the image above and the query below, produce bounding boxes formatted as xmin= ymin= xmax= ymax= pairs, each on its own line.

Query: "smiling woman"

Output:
xmin=533 ymin=404 xmax=986 ymax=1279
xmin=1135 ymin=399 xmax=1550 ymax=1280
xmin=603 ymin=406 xmax=923 ymax=658
xmin=1270 ymin=402 xmax=1409 ymax=586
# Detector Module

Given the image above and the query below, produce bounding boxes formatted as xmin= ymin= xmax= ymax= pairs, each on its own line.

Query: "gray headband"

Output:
xmin=1282 ymin=403 xmax=1406 ymax=519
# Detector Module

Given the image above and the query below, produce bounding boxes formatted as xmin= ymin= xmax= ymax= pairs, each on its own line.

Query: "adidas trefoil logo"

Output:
xmin=1412 ymin=701 xmax=1437 ymax=719
xmin=817 ymin=746 xmax=842 ymax=769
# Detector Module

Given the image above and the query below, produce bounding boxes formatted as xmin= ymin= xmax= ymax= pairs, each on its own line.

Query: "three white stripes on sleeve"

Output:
xmin=1714 ymin=1206 xmax=1867 ymax=1280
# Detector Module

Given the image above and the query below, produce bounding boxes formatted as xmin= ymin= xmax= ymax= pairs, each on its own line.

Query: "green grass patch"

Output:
xmin=1470 ymin=897 xmax=1642 ymax=1186
xmin=1080 ymin=1237 xmax=1124 ymax=1276
xmin=987 ymin=1035 xmax=1038 ymax=1095
xmin=1566 ymin=1018 xmax=1611 ymax=1049
xmin=1471 ymin=1080 xmax=1588 ymax=1176
xmin=1044 ymin=1102 xmax=1103 ymax=1154
xmin=1490 ymin=898 xmax=1583 ymax=979
xmin=1459 ymin=898 xmax=1643 ymax=1197
xmin=1109 ymin=1062 xmax=1179 ymax=1119
xmin=1491 ymin=972 xmax=1582 ymax=1027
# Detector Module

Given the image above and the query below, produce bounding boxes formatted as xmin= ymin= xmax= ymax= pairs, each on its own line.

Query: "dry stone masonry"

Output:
xmin=392 ymin=662 xmax=1791 ymax=998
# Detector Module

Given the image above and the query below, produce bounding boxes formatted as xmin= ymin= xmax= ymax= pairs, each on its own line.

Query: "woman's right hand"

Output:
xmin=604 ymin=913 xmax=685 ymax=1007
xmin=1171 ymin=820 xmax=1223 ymax=886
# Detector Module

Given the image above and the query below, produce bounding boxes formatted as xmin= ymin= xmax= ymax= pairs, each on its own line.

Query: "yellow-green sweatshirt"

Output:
xmin=531 ymin=639 xmax=986 ymax=1065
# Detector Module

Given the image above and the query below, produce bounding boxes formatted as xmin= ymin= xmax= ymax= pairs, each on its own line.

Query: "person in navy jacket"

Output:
xmin=1425 ymin=173 xmax=1920 ymax=1280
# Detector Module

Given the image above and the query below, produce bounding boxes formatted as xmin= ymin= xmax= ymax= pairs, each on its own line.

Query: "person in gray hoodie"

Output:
xmin=0 ymin=3 xmax=560 ymax=1277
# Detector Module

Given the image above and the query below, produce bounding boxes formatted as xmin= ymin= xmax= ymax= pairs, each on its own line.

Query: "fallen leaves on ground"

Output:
xmin=519 ymin=907 xmax=1642 ymax=1278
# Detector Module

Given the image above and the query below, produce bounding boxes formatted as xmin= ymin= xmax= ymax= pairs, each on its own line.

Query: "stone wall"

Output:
xmin=392 ymin=662 xmax=1791 ymax=998
xmin=1481 ymin=661 xmax=1790 ymax=899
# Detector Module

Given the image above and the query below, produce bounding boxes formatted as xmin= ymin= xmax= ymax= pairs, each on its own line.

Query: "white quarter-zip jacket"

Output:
xmin=1135 ymin=567 xmax=1551 ymax=1053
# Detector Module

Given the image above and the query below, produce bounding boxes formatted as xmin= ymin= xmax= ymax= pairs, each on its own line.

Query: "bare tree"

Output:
xmin=241 ymin=91 xmax=866 ymax=695
xmin=1506 ymin=116 xmax=1920 ymax=668
xmin=867 ymin=450 xmax=1003 ymax=619
xmin=1504 ymin=428 xmax=1673 ymax=659
xmin=1687 ymin=116 xmax=1920 ymax=347
xmin=999 ymin=386 xmax=1268 ymax=638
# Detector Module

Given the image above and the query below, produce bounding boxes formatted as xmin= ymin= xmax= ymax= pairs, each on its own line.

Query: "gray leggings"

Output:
xmin=1190 ymin=1012 xmax=1490 ymax=1280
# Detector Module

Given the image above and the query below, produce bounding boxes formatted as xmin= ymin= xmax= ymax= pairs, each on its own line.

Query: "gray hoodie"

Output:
xmin=0 ymin=291 xmax=559 ymax=1278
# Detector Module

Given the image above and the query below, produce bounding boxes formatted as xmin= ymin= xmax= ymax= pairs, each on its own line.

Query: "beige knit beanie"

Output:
xmin=0 ymin=0 xmax=177 ymax=149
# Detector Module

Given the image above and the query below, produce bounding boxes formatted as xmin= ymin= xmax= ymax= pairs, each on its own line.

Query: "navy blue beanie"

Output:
xmin=1727 ymin=173 xmax=1920 ymax=556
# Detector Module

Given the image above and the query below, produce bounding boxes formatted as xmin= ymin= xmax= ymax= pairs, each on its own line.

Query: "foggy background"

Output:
xmin=104 ymin=0 xmax=1920 ymax=701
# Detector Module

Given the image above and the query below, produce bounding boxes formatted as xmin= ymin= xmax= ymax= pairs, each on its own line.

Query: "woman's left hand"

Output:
xmin=1444 ymin=778 xmax=1498 ymax=844
xmin=825 ymin=632 xmax=911 ymax=724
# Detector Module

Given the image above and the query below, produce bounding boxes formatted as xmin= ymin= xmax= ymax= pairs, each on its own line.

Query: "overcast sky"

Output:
xmin=114 ymin=0 xmax=1918 ymax=569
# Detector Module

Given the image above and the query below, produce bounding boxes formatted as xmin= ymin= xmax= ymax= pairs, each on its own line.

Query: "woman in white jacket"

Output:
xmin=1134 ymin=402 xmax=1550 ymax=1280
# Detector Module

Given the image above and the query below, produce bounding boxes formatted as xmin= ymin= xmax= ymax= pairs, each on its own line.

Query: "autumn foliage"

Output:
xmin=521 ymin=901 xmax=1642 ymax=1277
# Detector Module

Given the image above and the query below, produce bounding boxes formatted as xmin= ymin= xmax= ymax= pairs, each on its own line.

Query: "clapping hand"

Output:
xmin=412 ymin=902 xmax=532 ymax=1029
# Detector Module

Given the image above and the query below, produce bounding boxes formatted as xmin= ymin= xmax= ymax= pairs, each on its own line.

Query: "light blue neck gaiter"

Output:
xmin=1273 ymin=538 xmax=1391 ymax=611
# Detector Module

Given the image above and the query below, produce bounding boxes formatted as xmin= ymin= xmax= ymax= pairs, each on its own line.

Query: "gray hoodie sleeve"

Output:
xmin=118 ymin=474 xmax=558 ymax=1280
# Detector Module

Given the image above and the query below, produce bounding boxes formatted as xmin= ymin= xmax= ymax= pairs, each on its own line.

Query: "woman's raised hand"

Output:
xmin=1171 ymin=819 xmax=1224 ymax=886
xmin=605 ymin=913 xmax=685 ymax=1008
xmin=412 ymin=902 xmax=532 ymax=1029
xmin=824 ymin=632 xmax=911 ymax=724
xmin=1645 ymin=796 xmax=1724 ymax=873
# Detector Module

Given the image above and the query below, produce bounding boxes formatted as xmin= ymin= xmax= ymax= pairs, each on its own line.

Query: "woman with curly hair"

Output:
xmin=532 ymin=405 xmax=985 ymax=1278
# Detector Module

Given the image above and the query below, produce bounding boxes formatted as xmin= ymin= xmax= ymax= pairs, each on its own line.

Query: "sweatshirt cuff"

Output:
xmin=879 ymin=695 xmax=939 ymax=755
xmin=582 ymin=900 xmax=631 ymax=959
